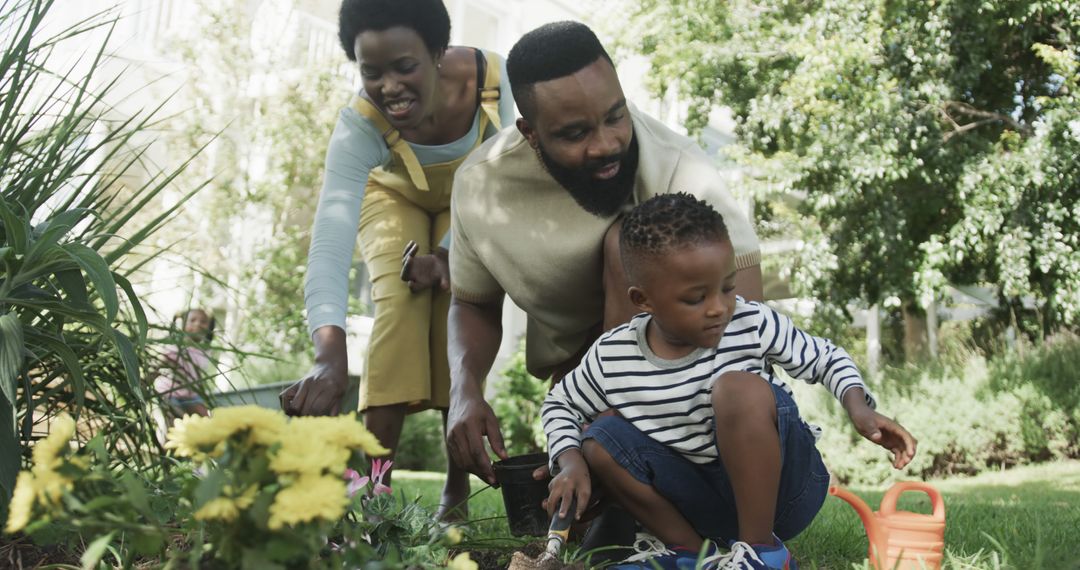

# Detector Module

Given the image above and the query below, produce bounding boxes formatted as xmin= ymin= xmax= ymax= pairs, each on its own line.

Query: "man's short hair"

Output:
xmin=338 ymin=0 xmax=451 ymax=62
xmin=620 ymin=193 xmax=730 ymax=283
xmin=506 ymin=21 xmax=614 ymax=121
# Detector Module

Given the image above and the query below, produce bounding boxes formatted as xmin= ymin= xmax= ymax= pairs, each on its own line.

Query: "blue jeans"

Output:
xmin=583 ymin=381 xmax=829 ymax=543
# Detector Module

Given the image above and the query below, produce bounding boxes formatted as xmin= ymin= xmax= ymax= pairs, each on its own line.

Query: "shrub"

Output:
xmin=800 ymin=334 xmax=1080 ymax=485
xmin=395 ymin=409 xmax=448 ymax=472
xmin=491 ymin=344 xmax=548 ymax=457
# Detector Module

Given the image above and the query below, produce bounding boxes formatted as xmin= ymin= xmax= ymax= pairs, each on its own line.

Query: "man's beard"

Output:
xmin=536 ymin=135 xmax=639 ymax=218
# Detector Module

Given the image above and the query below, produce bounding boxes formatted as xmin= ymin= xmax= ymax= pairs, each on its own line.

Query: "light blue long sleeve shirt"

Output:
xmin=305 ymin=55 xmax=515 ymax=335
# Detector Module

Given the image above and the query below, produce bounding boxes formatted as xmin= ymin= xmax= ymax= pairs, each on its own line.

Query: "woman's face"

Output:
xmin=354 ymin=26 xmax=441 ymax=130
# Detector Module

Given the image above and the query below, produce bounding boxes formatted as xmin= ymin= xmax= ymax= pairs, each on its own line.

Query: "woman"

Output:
xmin=280 ymin=0 xmax=515 ymax=519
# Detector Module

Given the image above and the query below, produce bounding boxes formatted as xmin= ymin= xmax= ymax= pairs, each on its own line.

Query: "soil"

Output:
xmin=465 ymin=541 xmax=587 ymax=570
xmin=0 ymin=536 xmax=79 ymax=569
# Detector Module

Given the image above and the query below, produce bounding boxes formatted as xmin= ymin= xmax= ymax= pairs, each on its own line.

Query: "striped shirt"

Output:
xmin=542 ymin=299 xmax=876 ymax=466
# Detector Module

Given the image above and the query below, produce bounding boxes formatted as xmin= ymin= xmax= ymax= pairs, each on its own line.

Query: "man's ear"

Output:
xmin=628 ymin=286 xmax=651 ymax=313
xmin=516 ymin=117 xmax=538 ymax=148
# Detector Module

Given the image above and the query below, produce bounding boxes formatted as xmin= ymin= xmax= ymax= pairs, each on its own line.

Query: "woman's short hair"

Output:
xmin=338 ymin=0 xmax=452 ymax=61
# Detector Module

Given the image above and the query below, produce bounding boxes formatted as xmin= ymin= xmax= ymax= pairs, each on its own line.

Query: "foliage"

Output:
xmin=491 ymin=345 xmax=548 ymax=457
xmin=164 ymin=0 xmax=354 ymax=357
xmin=0 ymin=0 xmax=205 ymax=515
xmin=395 ymin=409 xmax=449 ymax=472
xmin=627 ymin=0 xmax=1080 ymax=335
xmin=5 ymin=406 xmax=472 ymax=568
xmin=800 ymin=334 xmax=1080 ymax=485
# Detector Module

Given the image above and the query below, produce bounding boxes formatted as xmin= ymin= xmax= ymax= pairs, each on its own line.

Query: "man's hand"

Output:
xmin=401 ymin=241 xmax=450 ymax=292
xmin=445 ymin=391 xmax=508 ymax=485
xmin=543 ymin=450 xmax=591 ymax=521
xmin=280 ymin=360 xmax=348 ymax=416
xmin=847 ymin=404 xmax=918 ymax=470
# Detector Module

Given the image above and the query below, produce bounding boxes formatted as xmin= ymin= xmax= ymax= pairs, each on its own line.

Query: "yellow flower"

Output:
xmin=31 ymin=414 xmax=75 ymax=470
xmin=4 ymin=472 xmax=36 ymax=533
xmin=445 ymin=525 xmax=463 ymax=545
xmin=447 ymin=552 xmax=478 ymax=570
xmin=269 ymin=415 xmax=388 ymax=476
xmin=267 ymin=474 xmax=348 ymax=530
xmin=234 ymin=485 xmax=259 ymax=510
xmin=194 ymin=497 xmax=240 ymax=522
xmin=31 ymin=467 xmax=72 ymax=506
xmin=165 ymin=406 xmax=287 ymax=459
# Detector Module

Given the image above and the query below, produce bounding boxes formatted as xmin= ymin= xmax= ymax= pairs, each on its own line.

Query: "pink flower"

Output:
xmin=344 ymin=468 xmax=369 ymax=498
xmin=370 ymin=458 xmax=393 ymax=496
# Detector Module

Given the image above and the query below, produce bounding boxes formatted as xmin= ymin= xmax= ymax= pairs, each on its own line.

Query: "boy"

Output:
xmin=541 ymin=193 xmax=917 ymax=569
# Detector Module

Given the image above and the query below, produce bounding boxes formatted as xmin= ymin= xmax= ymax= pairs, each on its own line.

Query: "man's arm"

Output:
xmin=733 ymin=264 xmax=764 ymax=303
xmin=445 ymin=295 xmax=507 ymax=485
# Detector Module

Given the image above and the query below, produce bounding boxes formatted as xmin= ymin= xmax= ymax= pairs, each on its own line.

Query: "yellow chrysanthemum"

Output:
xmin=194 ymin=497 xmax=240 ymax=522
xmin=445 ymin=526 xmax=463 ymax=545
xmin=270 ymin=432 xmax=350 ymax=475
xmin=4 ymin=472 xmax=37 ymax=533
xmin=234 ymin=485 xmax=259 ymax=510
xmin=31 ymin=414 xmax=75 ymax=470
xmin=447 ymin=552 xmax=478 ymax=570
xmin=166 ymin=406 xmax=286 ymax=459
xmin=31 ymin=467 xmax=72 ymax=506
xmin=208 ymin=406 xmax=287 ymax=447
xmin=267 ymin=474 xmax=348 ymax=530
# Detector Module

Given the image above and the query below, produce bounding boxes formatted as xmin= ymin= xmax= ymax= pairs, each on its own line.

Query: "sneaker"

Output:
xmin=701 ymin=539 xmax=799 ymax=570
xmin=610 ymin=533 xmax=719 ymax=569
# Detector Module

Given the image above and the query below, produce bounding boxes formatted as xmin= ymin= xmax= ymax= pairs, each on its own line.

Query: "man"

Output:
xmin=442 ymin=21 xmax=763 ymax=488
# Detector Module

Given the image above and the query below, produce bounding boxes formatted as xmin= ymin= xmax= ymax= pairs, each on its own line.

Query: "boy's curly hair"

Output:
xmin=619 ymin=192 xmax=729 ymax=282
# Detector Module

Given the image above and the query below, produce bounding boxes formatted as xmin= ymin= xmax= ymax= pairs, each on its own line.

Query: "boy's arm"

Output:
xmin=755 ymin=302 xmax=876 ymax=408
xmin=540 ymin=344 xmax=608 ymax=521
xmin=541 ymin=343 xmax=609 ymax=471
xmin=842 ymin=387 xmax=918 ymax=469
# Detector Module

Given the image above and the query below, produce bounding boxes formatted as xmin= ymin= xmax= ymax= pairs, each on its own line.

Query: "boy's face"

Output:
xmin=629 ymin=240 xmax=738 ymax=352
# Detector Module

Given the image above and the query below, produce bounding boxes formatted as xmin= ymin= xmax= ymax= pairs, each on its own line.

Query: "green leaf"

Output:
xmin=120 ymin=472 xmax=150 ymax=514
xmin=0 ymin=390 xmax=18 ymax=507
xmin=0 ymin=312 xmax=23 ymax=408
xmin=109 ymin=328 xmax=143 ymax=402
xmin=193 ymin=467 xmax=226 ymax=508
xmin=80 ymin=530 xmax=117 ymax=570
xmin=23 ymin=330 xmax=87 ymax=411
xmin=62 ymin=242 xmax=118 ymax=322
xmin=25 ymin=207 xmax=92 ymax=266
xmin=0 ymin=197 xmax=29 ymax=255
xmin=114 ymin=273 xmax=147 ymax=346
xmin=54 ymin=268 xmax=91 ymax=309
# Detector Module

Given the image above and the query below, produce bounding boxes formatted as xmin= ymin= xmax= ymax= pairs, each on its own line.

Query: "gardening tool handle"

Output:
xmin=880 ymin=481 xmax=945 ymax=521
xmin=545 ymin=497 xmax=577 ymax=556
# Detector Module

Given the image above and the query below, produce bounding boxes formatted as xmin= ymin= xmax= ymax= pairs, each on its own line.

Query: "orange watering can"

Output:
xmin=830 ymin=482 xmax=946 ymax=570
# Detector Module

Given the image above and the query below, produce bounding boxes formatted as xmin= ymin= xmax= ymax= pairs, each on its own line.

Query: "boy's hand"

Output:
xmin=544 ymin=450 xmax=591 ymax=521
xmin=847 ymin=406 xmax=918 ymax=469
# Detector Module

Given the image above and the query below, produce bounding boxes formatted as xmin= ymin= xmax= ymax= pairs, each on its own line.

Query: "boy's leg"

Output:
xmin=710 ymin=371 xmax=830 ymax=546
xmin=712 ymin=371 xmax=781 ymax=545
xmin=583 ymin=416 xmax=737 ymax=550
xmin=583 ymin=438 xmax=704 ymax=548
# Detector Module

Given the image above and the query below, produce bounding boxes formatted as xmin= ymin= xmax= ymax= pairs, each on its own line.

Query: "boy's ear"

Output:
xmin=628 ymin=286 xmax=651 ymax=313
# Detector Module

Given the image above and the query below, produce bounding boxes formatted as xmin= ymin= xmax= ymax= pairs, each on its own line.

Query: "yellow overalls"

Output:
xmin=354 ymin=50 xmax=502 ymax=412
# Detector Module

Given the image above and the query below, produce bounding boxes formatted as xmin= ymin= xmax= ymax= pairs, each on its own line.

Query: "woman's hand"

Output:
xmin=280 ymin=327 xmax=349 ymax=416
xmin=400 ymin=241 xmax=450 ymax=292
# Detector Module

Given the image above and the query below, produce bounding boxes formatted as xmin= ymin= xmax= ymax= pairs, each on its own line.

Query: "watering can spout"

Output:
xmin=829 ymin=485 xmax=882 ymax=547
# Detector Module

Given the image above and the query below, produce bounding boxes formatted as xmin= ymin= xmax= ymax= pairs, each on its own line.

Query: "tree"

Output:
xmin=628 ymin=0 xmax=1080 ymax=351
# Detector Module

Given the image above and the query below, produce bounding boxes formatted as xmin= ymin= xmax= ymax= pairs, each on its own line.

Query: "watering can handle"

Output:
xmin=880 ymin=481 xmax=945 ymax=521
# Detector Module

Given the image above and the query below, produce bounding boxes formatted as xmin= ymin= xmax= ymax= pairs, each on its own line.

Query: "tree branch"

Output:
xmin=942 ymin=101 xmax=1034 ymax=139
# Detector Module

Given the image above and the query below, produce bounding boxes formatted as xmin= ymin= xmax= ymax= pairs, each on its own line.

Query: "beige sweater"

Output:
xmin=450 ymin=106 xmax=761 ymax=378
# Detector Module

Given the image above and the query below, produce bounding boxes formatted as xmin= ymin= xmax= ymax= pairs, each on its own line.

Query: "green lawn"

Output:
xmin=395 ymin=460 xmax=1080 ymax=569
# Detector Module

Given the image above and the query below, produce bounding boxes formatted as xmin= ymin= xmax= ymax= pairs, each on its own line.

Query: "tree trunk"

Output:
xmin=902 ymin=301 xmax=929 ymax=363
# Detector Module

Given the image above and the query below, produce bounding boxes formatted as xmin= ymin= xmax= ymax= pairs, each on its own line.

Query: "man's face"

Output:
xmin=517 ymin=58 xmax=636 ymax=217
